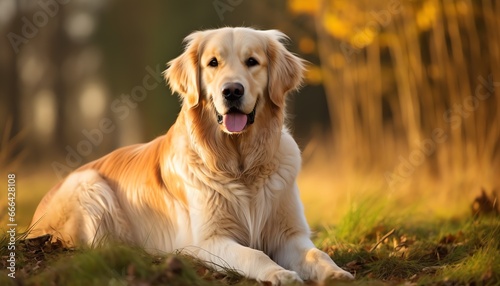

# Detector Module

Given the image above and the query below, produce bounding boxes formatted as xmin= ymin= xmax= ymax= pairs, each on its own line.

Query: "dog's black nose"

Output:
xmin=222 ymin=82 xmax=244 ymax=101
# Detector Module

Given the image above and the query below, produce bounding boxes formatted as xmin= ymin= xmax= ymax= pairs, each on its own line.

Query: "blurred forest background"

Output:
xmin=0 ymin=0 xmax=499 ymax=226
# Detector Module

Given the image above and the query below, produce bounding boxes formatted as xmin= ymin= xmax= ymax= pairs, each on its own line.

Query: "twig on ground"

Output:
xmin=369 ymin=228 xmax=395 ymax=252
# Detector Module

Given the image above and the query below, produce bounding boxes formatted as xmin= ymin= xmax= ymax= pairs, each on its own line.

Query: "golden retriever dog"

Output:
xmin=29 ymin=27 xmax=354 ymax=284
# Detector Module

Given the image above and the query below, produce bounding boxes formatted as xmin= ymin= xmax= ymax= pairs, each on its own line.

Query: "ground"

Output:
xmin=0 ymin=199 xmax=498 ymax=285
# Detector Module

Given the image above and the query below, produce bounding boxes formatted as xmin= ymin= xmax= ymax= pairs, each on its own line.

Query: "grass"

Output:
xmin=315 ymin=216 xmax=499 ymax=285
xmin=0 ymin=198 xmax=498 ymax=285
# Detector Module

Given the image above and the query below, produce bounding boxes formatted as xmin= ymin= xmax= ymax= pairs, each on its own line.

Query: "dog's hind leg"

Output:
xmin=29 ymin=170 xmax=132 ymax=247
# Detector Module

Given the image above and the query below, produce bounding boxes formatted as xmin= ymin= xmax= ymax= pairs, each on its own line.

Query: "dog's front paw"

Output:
xmin=323 ymin=268 xmax=354 ymax=281
xmin=261 ymin=269 xmax=303 ymax=285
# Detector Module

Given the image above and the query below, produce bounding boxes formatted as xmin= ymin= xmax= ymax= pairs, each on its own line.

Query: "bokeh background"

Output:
xmin=1 ymin=0 xmax=499 ymax=228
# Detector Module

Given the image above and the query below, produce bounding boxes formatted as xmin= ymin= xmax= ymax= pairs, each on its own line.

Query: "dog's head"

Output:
xmin=165 ymin=27 xmax=305 ymax=134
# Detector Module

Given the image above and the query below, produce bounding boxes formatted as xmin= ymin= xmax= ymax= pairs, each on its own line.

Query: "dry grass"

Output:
xmin=298 ymin=139 xmax=478 ymax=228
xmin=0 ymin=170 xmax=57 ymax=230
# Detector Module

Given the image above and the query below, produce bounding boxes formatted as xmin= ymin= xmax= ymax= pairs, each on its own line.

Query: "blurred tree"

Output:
xmin=288 ymin=0 xmax=500 ymax=192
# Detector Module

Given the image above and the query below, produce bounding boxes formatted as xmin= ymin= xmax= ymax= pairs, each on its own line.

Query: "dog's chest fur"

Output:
xmin=174 ymin=130 xmax=301 ymax=253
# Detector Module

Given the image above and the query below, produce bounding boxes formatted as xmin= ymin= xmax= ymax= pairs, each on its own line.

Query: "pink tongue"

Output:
xmin=223 ymin=113 xmax=248 ymax=132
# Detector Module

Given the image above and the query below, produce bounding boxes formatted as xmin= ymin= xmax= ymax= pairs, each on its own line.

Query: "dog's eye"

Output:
xmin=208 ymin=58 xmax=218 ymax=67
xmin=245 ymin=57 xmax=259 ymax=67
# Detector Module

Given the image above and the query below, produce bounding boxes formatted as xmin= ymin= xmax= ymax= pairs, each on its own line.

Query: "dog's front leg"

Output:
xmin=193 ymin=237 xmax=303 ymax=285
xmin=274 ymin=235 xmax=354 ymax=282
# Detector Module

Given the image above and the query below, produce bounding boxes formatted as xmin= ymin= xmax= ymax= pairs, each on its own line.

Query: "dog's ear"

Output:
xmin=266 ymin=30 xmax=306 ymax=108
xmin=164 ymin=31 xmax=204 ymax=109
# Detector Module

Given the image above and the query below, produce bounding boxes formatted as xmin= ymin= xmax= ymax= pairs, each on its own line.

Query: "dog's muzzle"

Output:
xmin=215 ymin=82 xmax=256 ymax=133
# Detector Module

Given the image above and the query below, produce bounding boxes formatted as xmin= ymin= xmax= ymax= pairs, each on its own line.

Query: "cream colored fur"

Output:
xmin=29 ymin=27 xmax=354 ymax=284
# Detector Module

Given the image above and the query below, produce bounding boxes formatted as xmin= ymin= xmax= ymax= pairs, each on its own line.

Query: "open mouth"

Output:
xmin=216 ymin=106 xmax=256 ymax=133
